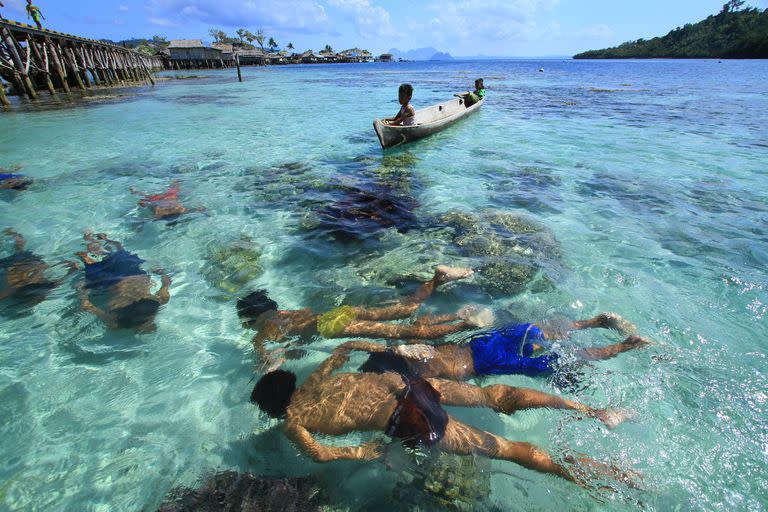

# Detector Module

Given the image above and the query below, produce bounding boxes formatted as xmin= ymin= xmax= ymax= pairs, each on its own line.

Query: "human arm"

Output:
xmin=154 ymin=273 xmax=171 ymax=305
xmin=284 ymin=422 xmax=381 ymax=463
xmin=78 ymin=285 xmax=116 ymax=328
xmin=3 ymin=228 xmax=26 ymax=252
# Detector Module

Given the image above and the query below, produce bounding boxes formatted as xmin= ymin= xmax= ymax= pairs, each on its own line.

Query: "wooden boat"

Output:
xmin=373 ymin=94 xmax=484 ymax=149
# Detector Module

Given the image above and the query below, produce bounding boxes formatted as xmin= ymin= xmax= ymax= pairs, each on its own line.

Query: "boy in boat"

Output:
xmin=356 ymin=313 xmax=650 ymax=386
xmin=1 ymin=228 xmax=78 ymax=305
xmin=130 ymin=180 xmax=205 ymax=222
xmin=75 ymin=231 xmax=171 ymax=332
xmin=464 ymin=78 xmax=485 ymax=107
xmin=251 ymin=341 xmax=638 ymax=487
xmin=236 ymin=266 xmax=492 ymax=370
xmin=25 ymin=0 xmax=44 ymax=30
xmin=383 ymin=83 xmax=416 ymax=126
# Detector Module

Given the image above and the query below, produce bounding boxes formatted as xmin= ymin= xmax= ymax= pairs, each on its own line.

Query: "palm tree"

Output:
xmin=287 ymin=42 xmax=294 ymax=51
xmin=268 ymin=37 xmax=278 ymax=51
xmin=255 ymin=29 xmax=265 ymax=52
xmin=323 ymin=44 xmax=333 ymax=54
xmin=236 ymin=28 xmax=247 ymax=44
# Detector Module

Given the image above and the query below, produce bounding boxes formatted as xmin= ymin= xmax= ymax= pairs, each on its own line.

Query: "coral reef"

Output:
xmin=201 ymin=237 xmax=263 ymax=295
xmin=157 ymin=470 xmax=324 ymax=512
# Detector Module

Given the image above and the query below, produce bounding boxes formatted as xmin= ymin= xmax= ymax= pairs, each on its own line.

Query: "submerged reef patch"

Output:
xmin=157 ymin=470 xmax=324 ymax=512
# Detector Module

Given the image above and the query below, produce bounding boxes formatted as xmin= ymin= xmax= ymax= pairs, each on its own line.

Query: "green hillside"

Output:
xmin=574 ymin=2 xmax=768 ymax=59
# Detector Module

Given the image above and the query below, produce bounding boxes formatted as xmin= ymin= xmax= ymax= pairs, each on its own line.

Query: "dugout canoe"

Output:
xmin=373 ymin=94 xmax=484 ymax=149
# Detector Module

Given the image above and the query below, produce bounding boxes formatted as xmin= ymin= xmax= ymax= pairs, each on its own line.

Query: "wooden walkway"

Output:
xmin=0 ymin=19 xmax=164 ymax=106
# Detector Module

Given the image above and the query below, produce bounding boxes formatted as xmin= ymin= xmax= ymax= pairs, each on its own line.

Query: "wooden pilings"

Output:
xmin=0 ymin=19 xmax=163 ymax=106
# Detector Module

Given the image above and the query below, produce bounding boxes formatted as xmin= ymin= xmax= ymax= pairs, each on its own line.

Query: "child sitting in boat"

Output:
xmin=464 ymin=78 xmax=486 ymax=107
xmin=383 ymin=83 xmax=416 ymax=126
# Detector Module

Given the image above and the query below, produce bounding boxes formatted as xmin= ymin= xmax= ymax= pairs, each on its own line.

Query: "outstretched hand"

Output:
xmin=356 ymin=440 xmax=384 ymax=460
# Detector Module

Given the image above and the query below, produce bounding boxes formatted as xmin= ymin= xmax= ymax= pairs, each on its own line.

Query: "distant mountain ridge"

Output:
xmin=574 ymin=5 xmax=768 ymax=59
xmin=388 ymin=47 xmax=454 ymax=61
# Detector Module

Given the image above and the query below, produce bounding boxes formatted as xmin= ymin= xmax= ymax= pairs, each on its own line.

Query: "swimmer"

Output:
xmin=358 ymin=313 xmax=650 ymax=393
xmin=0 ymin=228 xmax=78 ymax=305
xmin=237 ymin=266 xmax=490 ymax=370
xmin=130 ymin=180 xmax=205 ymax=221
xmin=251 ymin=341 xmax=639 ymax=487
xmin=75 ymin=231 xmax=170 ymax=332
xmin=0 ymin=173 xmax=33 ymax=191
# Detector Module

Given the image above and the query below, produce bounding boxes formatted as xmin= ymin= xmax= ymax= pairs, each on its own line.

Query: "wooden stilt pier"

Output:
xmin=0 ymin=19 xmax=163 ymax=107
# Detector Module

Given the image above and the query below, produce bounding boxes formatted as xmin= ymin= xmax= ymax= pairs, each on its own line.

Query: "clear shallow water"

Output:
xmin=0 ymin=59 xmax=767 ymax=511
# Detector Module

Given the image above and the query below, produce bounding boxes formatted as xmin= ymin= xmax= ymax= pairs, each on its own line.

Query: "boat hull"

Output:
xmin=373 ymin=96 xmax=484 ymax=149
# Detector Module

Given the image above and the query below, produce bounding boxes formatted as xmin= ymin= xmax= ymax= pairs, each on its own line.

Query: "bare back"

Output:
xmin=286 ymin=371 xmax=403 ymax=436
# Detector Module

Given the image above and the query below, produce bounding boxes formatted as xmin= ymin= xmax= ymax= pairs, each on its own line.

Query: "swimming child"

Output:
xmin=236 ymin=265 xmax=491 ymax=370
xmin=0 ymin=228 xmax=78 ymax=305
xmin=75 ymin=231 xmax=170 ymax=332
xmin=25 ymin=0 xmax=44 ymax=30
xmin=463 ymin=78 xmax=485 ymax=107
xmin=383 ymin=83 xmax=416 ymax=126
xmin=130 ymin=180 xmax=205 ymax=221
xmin=0 ymin=173 xmax=33 ymax=191
xmin=358 ymin=313 xmax=650 ymax=388
xmin=251 ymin=341 xmax=639 ymax=487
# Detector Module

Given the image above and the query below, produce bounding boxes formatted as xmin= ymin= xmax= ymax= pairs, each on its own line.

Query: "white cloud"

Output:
xmin=118 ymin=5 xmax=130 ymax=12
xmin=327 ymin=0 xmax=396 ymax=38
xmin=420 ymin=0 xmax=559 ymax=42
xmin=575 ymin=24 xmax=614 ymax=40
xmin=145 ymin=0 xmax=329 ymax=32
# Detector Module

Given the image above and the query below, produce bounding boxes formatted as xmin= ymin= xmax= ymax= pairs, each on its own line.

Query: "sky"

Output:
xmin=2 ymin=0 xmax=767 ymax=56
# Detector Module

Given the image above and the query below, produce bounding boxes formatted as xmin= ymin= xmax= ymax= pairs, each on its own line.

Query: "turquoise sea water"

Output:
xmin=1 ymin=59 xmax=767 ymax=511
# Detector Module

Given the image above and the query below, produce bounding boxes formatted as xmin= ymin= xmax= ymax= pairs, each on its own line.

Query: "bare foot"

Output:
xmin=595 ymin=312 xmax=637 ymax=336
xmin=595 ymin=408 xmax=637 ymax=429
xmin=395 ymin=344 xmax=436 ymax=361
xmin=458 ymin=305 xmax=495 ymax=328
xmin=624 ymin=334 xmax=653 ymax=349
xmin=434 ymin=265 xmax=473 ymax=285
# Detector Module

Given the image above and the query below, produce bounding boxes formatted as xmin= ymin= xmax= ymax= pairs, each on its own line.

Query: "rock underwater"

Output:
xmin=354 ymin=209 xmax=564 ymax=296
xmin=201 ymin=236 xmax=263 ymax=296
xmin=156 ymin=470 xmax=325 ymax=512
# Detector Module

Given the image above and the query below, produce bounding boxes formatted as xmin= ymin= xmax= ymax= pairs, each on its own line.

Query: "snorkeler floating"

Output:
xmin=130 ymin=180 xmax=205 ymax=221
xmin=251 ymin=341 xmax=638 ymax=487
xmin=1 ymin=228 xmax=78 ymax=305
xmin=0 ymin=173 xmax=33 ymax=191
xmin=359 ymin=313 xmax=650 ymax=387
xmin=75 ymin=231 xmax=170 ymax=332
xmin=237 ymin=266 xmax=490 ymax=369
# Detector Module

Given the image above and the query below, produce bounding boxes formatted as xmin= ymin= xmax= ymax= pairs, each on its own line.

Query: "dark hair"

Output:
xmin=251 ymin=370 xmax=297 ymax=418
xmin=475 ymin=78 xmax=484 ymax=87
xmin=399 ymin=83 xmax=413 ymax=96
xmin=237 ymin=290 xmax=278 ymax=324
xmin=113 ymin=298 xmax=160 ymax=328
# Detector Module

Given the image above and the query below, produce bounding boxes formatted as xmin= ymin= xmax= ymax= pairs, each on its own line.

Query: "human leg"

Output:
xmin=354 ymin=265 xmax=473 ymax=322
xmin=343 ymin=319 xmax=474 ymax=340
xmin=438 ymin=418 xmax=576 ymax=482
xmin=428 ymin=379 xmax=633 ymax=428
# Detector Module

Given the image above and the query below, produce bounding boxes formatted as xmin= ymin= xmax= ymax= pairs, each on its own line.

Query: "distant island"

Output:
xmin=388 ymin=47 xmax=454 ymax=61
xmin=574 ymin=2 xmax=768 ymax=59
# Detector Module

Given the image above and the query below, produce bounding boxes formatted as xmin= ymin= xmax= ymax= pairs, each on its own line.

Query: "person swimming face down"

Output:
xmin=250 ymin=368 xmax=296 ymax=418
xmin=236 ymin=290 xmax=278 ymax=329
